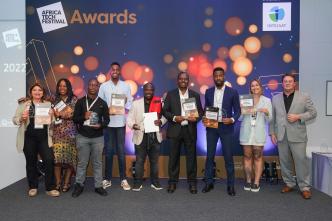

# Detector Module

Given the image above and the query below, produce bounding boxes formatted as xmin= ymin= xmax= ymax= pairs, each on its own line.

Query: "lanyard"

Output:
xmin=86 ymin=95 xmax=98 ymax=111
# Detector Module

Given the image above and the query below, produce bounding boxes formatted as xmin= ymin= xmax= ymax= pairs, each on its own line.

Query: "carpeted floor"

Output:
xmin=0 ymin=178 xmax=332 ymax=221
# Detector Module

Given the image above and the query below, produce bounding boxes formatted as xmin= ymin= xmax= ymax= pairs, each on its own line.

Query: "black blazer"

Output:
xmin=162 ymin=88 xmax=203 ymax=139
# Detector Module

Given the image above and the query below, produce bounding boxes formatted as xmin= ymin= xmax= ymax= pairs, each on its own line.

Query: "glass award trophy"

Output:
xmin=89 ymin=112 xmax=99 ymax=126
xmin=219 ymin=108 xmax=228 ymax=122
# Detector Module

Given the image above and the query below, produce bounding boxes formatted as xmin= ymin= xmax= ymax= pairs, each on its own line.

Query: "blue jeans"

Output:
xmin=104 ymin=127 xmax=126 ymax=180
xmin=75 ymin=134 xmax=104 ymax=188
xmin=205 ymin=126 xmax=235 ymax=186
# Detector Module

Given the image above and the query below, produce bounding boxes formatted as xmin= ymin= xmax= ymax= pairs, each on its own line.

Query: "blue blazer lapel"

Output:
xmin=208 ymin=87 xmax=215 ymax=107
xmin=188 ymin=89 xmax=193 ymax=98
xmin=222 ymin=86 xmax=229 ymax=109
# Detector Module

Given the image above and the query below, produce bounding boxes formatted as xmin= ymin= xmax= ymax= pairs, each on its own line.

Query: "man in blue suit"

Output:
xmin=202 ymin=67 xmax=240 ymax=196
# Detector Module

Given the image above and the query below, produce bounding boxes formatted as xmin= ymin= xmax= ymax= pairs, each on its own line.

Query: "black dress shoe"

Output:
xmin=227 ymin=186 xmax=236 ymax=196
xmin=72 ymin=183 xmax=84 ymax=198
xmin=189 ymin=184 xmax=197 ymax=194
xmin=95 ymin=187 xmax=108 ymax=196
xmin=202 ymin=184 xmax=214 ymax=193
xmin=167 ymin=184 xmax=176 ymax=193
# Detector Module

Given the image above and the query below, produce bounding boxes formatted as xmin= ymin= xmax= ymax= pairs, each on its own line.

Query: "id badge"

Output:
xmin=251 ymin=118 xmax=256 ymax=127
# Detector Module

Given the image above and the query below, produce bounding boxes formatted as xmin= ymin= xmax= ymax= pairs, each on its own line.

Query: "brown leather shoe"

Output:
xmin=301 ymin=190 xmax=312 ymax=199
xmin=281 ymin=185 xmax=294 ymax=193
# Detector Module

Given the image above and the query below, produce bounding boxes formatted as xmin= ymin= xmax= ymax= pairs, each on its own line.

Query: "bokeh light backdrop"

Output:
xmin=26 ymin=0 xmax=299 ymax=156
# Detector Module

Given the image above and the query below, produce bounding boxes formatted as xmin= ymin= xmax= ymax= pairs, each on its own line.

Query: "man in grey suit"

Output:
xmin=270 ymin=73 xmax=317 ymax=199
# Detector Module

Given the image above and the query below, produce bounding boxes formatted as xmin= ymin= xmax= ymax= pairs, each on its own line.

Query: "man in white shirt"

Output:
xmin=202 ymin=67 xmax=241 ymax=196
xmin=162 ymin=72 xmax=203 ymax=194
xmin=98 ymin=62 xmax=133 ymax=190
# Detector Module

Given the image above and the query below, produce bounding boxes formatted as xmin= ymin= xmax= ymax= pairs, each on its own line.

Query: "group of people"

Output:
xmin=13 ymin=62 xmax=317 ymax=200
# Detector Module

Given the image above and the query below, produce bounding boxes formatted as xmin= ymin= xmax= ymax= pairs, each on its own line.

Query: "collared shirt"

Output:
xmin=213 ymin=85 xmax=225 ymax=122
xmin=283 ymin=91 xmax=294 ymax=113
xmin=178 ymin=88 xmax=189 ymax=126
xmin=98 ymin=79 xmax=133 ymax=127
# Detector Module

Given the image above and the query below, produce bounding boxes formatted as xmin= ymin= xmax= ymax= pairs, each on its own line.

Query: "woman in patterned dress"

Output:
xmin=52 ymin=78 xmax=77 ymax=192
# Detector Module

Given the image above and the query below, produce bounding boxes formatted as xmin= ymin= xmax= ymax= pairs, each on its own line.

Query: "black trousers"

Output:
xmin=168 ymin=126 xmax=197 ymax=185
xmin=23 ymin=132 xmax=55 ymax=191
xmin=134 ymin=133 xmax=160 ymax=185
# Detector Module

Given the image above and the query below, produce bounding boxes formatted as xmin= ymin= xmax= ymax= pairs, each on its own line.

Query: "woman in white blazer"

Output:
xmin=239 ymin=79 xmax=272 ymax=192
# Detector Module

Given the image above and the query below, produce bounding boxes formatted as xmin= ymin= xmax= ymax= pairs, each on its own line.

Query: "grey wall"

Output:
xmin=0 ymin=0 xmax=26 ymax=190
xmin=300 ymin=0 xmax=332 ymax=153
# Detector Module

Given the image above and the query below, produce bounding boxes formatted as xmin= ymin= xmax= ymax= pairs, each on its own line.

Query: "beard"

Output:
xmin=215 ymin=80 xmax=224 ymax=87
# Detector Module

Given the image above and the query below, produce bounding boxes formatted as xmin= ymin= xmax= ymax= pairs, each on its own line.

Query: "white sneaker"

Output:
xmin=251 ymin=184 xmax=260 ymax=192
xmin=121 ymin=179 xmax=131 ymax=190
xmin=132 ymin=184 xmax=143 ymax=192
xmin=102 ymin=180 xmax=112 ymax=189
xmin=151 ymin=182 xmax=163 ymax=190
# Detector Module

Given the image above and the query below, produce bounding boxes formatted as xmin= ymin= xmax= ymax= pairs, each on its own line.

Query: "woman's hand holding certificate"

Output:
xmin=240 ymin=94 xmax=254 ymax=115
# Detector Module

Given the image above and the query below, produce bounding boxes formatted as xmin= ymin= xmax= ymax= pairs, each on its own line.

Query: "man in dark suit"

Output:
xmin=202 ymin=67 xmax=240 ymax=196
xmin=163 ymin=72 xmax=203 ymax=194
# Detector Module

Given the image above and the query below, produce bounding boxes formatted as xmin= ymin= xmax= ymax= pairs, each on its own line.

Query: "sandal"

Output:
xmin=62 ymin=183 xmax=71 ymax=192
xmin=55 ymin=183 xmax=61 ymax=191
